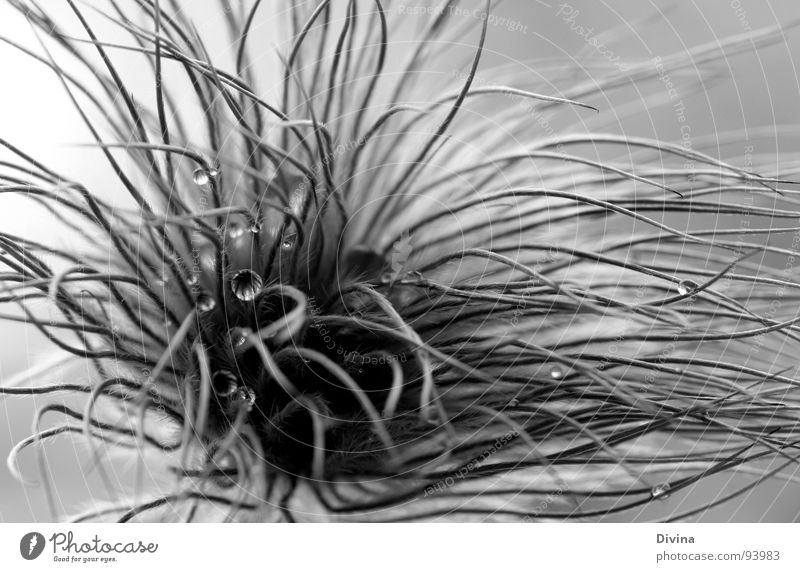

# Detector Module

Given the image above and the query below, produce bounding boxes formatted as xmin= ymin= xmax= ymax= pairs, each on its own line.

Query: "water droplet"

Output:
xmin=193 ymin=168 xmax=210 ymax=186
xmin=281 ymin=233 xmax=297 ymax=250
xmin=227 ymin=223 xmax=245 ymax=240
xmin=676 ymin=280 xmax=697 ymax=296
xmin=217 ymin=453 xmax=235 ymax=470
xmin=229 ymin=327 xmax=252 ymax=348
xmin=208 ymin=167 xmax=220 ymax=179
xmin=248 ymin=219 xmax=262 ymax=234
xmin=549 ymin=366 xmax=564 ymax=380
xmin=186 ymin=274 xmax=200 ymax=287
xmin=234 ymin=386 xmax=256 ymax=411
xmin=230 ymin=269 xmax=263 ymax=301
xmin=651 ymin=482 xmax=672 ymax=501
xmin=508 ymin=398 xmax=519 ymax=408
xmin=196 ymin=292 xmax=216 ymax=312
xmin=200 ymin=243 xmax=217 ymax=274
xmin=212 ymin=370 xmax=238 ymax=397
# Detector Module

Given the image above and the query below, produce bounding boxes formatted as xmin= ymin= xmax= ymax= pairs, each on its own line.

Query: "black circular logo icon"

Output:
xmin=20 ymin=532 xmax=45 ymax=560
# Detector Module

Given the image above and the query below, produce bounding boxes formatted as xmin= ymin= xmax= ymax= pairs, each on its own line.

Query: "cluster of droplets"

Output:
xmin=233 ymin=386 xmax=257 ymax=410
xmin=192 ymin=166 xmax=220 ymax=186
xmin=211 ymin=370 xmax=257 ymax=412
xmin=188 ymin=167 xmax=289 ymax=417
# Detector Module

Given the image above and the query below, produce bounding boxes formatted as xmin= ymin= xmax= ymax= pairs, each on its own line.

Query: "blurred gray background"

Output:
xmin=0 ymin=0 xmax=798 ymax=521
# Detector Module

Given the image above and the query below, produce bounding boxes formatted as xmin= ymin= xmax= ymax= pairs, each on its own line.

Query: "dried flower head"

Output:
xmin=1 ymin=1 xmax=799 ymax=522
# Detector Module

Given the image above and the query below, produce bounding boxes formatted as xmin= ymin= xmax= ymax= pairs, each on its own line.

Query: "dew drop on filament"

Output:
xmin=234 ymin=386 xmax=257 ymax=411
xmin=229 ymin=327 xmax=252 ymax=349
xmin=650 ymin=482 xmax=672 ymax=501
xmin=248 ymin=220 xmax=263 ymax=234
xmin=676 ymin=280 xmax=698 ymax=296
xmin=230 ymin=269 xmax=263 ymax=301
xmin=192 ymin=168 xmax=210 ymax=186
xmin=281 ymin=234 xmax=297 ymax=250
xmin=217 ymin=453 xmax=235 ymax=470
xmin=199 ymin=243 xmax=217 ymax=274
xmin=212 ymin=370 xmax=238 ymax=397
xmin=196 ymin=292 xmax=216 ymax=313
xmin=549 ymin=365 xmax=564 ymax=380
xmin=227 ymin=223 xmax=245 ymax=240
